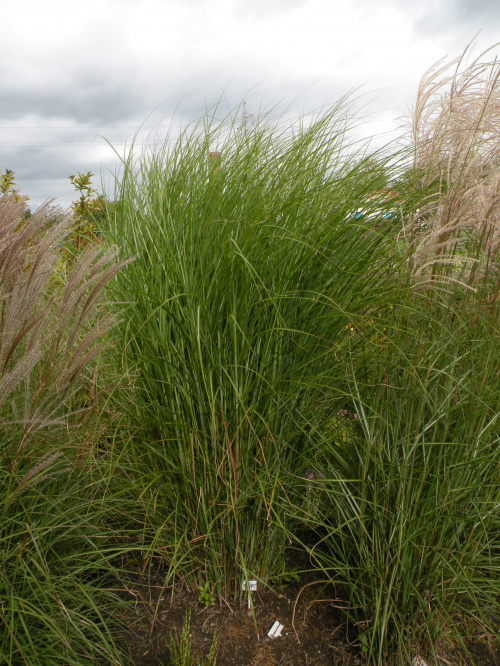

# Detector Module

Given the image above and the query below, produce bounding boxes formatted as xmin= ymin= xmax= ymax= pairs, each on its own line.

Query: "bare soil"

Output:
xmin=118 ymin=561 xmax=357 ymax=665
xmin=115 ymin=555 xmax=500 ymax=666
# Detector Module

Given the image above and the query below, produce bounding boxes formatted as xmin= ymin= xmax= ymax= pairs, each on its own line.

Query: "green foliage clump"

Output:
xmin=167 ymin=612 xmax=218 ymax=666
xmin=300 ymin=294 xmax=500 ymax=663
xmin=286 ymin=48 xmax=500 ymax=663
xmin=67 ymin=170 xmax=106 ymax=251
xmin=0 ymin=167 xmax=26 ymax=206
xmin=106 ymin=100 xmax=400 ymax=600
xmin=197 ymin=581 xmax=216 ymax=607
xmin=1 ymin=168 xmax=17 ymax=195
xmin=0 ymin=192 xmax=133 ymax=664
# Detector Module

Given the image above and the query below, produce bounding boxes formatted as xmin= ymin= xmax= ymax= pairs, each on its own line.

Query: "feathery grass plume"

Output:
xmin=401 ymin=42 xmax=500 ymax=291
xmin=6 ymin=451 xmax=66 ymax=504
xmin=106 ymin=99 xmax=402 ymax=600
xmin=0 ymin=192 xmax=135 ymax=664
xmin=0 ymin=192 xmax=130 ymax=468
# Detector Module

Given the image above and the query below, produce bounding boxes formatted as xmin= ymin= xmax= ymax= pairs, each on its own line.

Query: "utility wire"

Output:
xmin=0 ymin=140 xmax=175 ymax=147
xmin=0 ymin=125 xmax=171 ymax=129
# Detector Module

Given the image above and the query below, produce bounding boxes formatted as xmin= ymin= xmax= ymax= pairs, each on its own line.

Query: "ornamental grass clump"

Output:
xmin=285 ymin=47 xmax=500 ymax=664
xmin=0 ymin=194 xmax=125 ymax=468
xmin=0 ymin=191 xmax=132 ymax=665
xmin=296 ymin=294 xmax=500 ymax=664
xmin=107 ymin=102 xmax=401 ymax=600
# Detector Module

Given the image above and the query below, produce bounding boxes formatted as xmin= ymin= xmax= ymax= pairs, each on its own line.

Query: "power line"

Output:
xmin=0 ymin=140 xmax=175 ymax=148
xmin=0 ymin=143 xmax=131 ymax=148
xmin=0 ymin=125 xmax=171 ymax=129
xmin=1 ymin=141 xmax=115 ymax=145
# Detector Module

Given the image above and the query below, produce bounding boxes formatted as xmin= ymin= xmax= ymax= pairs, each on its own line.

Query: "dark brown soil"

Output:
xmin=115 ymin=558 xmax=500 ymax=666
xmin=118 ymin=562 xmax=357 ymax=665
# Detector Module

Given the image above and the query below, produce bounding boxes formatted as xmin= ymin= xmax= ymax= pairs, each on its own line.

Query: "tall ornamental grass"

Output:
xmin=107 ymin=103 xmax=401 ymax=599
xmin=284 ymin=49 xmax=500 ymax=664
xmin=0 ymin=192 xmax=134 ymax=664
xmin=293 ymin=292 xmax=500 ymax=664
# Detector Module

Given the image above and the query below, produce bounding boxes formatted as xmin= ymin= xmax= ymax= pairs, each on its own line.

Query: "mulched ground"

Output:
xmin=116 ymin=556 xmax=500 ymax=666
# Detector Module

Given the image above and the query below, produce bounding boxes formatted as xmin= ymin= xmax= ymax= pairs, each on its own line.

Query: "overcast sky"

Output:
xmin=1 ymin=0 xmax=499 ymax=210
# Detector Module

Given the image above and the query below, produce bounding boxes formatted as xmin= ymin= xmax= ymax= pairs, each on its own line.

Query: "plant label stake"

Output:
xmin=412 ymin=658 xmax=429 ymax=666
xmin=242 ymin=580 xmax=257 ymax=609
xmin=268 ymin=621 xmax=284 ymax=638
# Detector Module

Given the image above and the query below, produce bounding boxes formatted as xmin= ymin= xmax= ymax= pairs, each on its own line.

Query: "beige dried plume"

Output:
xmin=401 ymin=41 xmax=500 ymax=291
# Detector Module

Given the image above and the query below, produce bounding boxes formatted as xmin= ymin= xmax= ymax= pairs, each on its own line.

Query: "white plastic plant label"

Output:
xmin=268 ymin=621 xmax=284 ymax=638
xmin=241 ymin=580 xmax=257 ymax=592
xmin=412 ymin=657 xmax=429 ymax=666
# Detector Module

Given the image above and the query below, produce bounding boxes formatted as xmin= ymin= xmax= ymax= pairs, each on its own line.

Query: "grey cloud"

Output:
xmin=0 ymin=68 xmax=151 ymax=126
xmin=2 ymin=67 xmax=354 ymax=210
xmin=454 ymin=0 xmax=500 ymax=21
xmin=414 ymin=0 xmax=500 ymax=37
xmin=0 ymin=87 xmax=145 ymax=126
xmin=1 ymin=0 xmax=393 ymax=211
xmin=439 ymin=0 xmax=498 ymax=25
xmin=378 ymin=0 xmax=500 ymax=37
